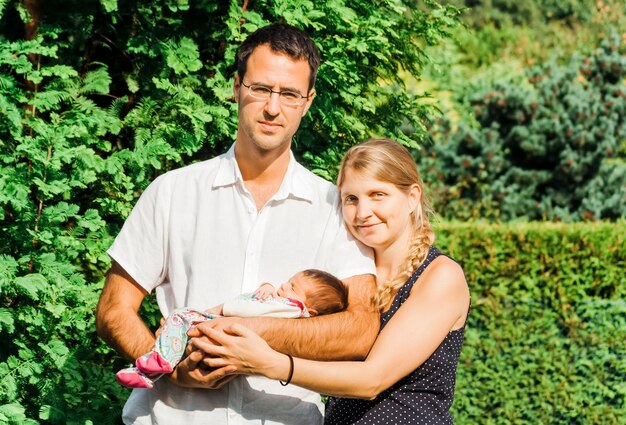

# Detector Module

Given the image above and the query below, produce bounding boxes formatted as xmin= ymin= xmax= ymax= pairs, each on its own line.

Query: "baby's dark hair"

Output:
xmin=301 ymin=269 xmax=349 ymax=315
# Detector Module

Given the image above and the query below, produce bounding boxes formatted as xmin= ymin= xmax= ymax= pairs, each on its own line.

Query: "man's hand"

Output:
xmin=166 ymin=345 xmax=238 ymax=389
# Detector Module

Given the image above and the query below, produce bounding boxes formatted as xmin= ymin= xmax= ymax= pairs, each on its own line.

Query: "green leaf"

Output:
xmin=14 ymin=274 xmax=48 ymax=300
xmin=80 ymin=67 xmax=111 ymax=95
xmin=99 ymin=0 xmax=118 ymax=13
xmin=39 ymin=339 xmax=70 ymax=368
xmin=40 ymin=64 xmax=78 ymax=79
xmin=0 ymin=364 xmax=18 ymax=399
xmin=0 ymin=0 xmax=9 ymax=21
xmin=161 ymin=37 xmax=202 ymax=75
xmin=77 ymin=209 xmax=106 ymax=232
xmin=0 ymin=403 xmax=27 ymax=421
xmin=0 ymin=254 xmax=19 ymax=290
xmin=0 ymin=308 xmax=14 ymax=333
xmin=125 ymin=74 xmax=139 ymax=93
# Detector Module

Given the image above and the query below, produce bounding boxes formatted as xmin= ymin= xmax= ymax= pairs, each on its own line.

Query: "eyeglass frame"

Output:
xmin=240 ymin=81 xmax=311 ymax=106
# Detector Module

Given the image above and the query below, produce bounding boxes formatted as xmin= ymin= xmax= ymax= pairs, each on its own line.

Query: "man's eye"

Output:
xmin=281 ymin=91 xmax=300 ymax=100
xmin=251 ymin=86 xmax=271 ymax=95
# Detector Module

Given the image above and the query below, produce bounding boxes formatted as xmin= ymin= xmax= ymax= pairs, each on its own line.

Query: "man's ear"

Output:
xmin=307 ymin=308 xmax=318 ymax=317
xmin=233 ymin=74 xmax=241 ymax=102
xmin=301 ymin=89 xmax=316 ymax=117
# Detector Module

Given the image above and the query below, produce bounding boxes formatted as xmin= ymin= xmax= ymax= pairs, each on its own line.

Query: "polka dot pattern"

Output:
xmin=325 ymin=247 xmax=467 ymax=425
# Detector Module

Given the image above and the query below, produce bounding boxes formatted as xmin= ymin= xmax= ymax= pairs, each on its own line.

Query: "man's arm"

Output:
xmin=194 ymin=273 xmax=378 ymax=361
xmin=95 ymin=261 xmax=154 ymax=360
xmin=98 ymin=261 xmax=238 ymax=388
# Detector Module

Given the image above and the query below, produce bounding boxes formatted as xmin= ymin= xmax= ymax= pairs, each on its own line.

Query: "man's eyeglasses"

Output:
xmin=241 ymin=81 xmax=309 ymax=106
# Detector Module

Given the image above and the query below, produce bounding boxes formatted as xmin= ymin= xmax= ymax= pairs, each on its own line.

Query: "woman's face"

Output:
xmin=340 ymin=168 xmax=420 ymax=254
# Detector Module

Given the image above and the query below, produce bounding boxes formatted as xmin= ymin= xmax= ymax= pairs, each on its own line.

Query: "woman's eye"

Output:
xmin=343 ymin=195 xmax=357 ymax=204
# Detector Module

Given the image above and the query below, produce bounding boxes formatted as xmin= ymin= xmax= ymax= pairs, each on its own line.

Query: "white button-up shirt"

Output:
xmin=109 ymin=144 xmax=375 ymax=424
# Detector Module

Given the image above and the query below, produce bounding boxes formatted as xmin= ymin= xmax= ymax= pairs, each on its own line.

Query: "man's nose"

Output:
xmin=264 ymin=92 xmax=281 ymax=116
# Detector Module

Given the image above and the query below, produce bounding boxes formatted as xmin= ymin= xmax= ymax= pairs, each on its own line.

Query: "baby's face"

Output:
xmin=277 ymin=272 xmax=313 ymax=304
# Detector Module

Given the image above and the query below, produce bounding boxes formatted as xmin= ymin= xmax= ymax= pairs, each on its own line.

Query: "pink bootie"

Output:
xmin=135 ymin=351 xmax=173 ymax=374
xmin=116 ymin=367 xmax=154 ymax=389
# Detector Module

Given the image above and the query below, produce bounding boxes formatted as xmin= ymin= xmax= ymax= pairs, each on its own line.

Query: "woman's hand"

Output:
xmin=189 ymin=323 xmax=287 ymax=380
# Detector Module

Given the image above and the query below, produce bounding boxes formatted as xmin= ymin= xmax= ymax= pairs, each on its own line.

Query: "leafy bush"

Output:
xmin=422 ymin=32 xmax=626 ymax=221
xmin=422 ymin=0 xmax=626 ymax=108
xmin=436 ymin=221 xmax=626 ymax=424
xmin=0 ymin=0 xmax=460 ymax=423
xmin=448 ymin=0 xmax=600 ymax=27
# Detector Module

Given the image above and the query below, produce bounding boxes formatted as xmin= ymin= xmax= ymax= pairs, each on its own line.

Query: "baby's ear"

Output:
xmin=307 ymin=308 xmax=318 ymax=317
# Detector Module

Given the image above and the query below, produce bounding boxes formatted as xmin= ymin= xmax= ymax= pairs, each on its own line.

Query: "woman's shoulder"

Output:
xmin=414 ymin=254 xmax=469 ymax=302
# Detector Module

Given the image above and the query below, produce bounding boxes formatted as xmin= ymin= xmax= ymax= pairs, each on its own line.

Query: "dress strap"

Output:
xmin=379 ymin=246 xmax=444 ymax=328
xmin=380 ymin=246 xmax=445 ymax=328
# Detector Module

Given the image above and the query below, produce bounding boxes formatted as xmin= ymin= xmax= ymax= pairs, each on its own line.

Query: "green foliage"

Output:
xmin=436 ymin=221 xmax=626 ymax=424
xmin=0 ymin=0 xmax=460 ymax=422
xmin=421 ymin=32 xmax=626 ymax=221
xmin=0 ymin=31 xmax=130 ymax=419
xmin=422 ymin=0 xmax=626 ymax=108
xmin=448 ymin=0 xmax=599 ymax=27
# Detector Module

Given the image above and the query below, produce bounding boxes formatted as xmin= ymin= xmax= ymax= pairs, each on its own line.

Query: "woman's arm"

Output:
xmin=197 ymin=257 xmax=470 ymax=399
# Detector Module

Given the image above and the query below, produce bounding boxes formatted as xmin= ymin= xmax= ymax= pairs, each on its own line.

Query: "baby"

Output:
xmin=116 ymin=269 xmax=348 ymax=389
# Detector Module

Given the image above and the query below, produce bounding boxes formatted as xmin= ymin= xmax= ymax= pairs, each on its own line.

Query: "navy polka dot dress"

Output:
xmin=325 ymin=247 xmax=467 ymax=425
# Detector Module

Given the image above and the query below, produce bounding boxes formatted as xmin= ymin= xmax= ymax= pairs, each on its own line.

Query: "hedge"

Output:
xmin=1 ymin=221 xmax=623 ymax=423
xmin=436 ymin=221 xmax=626 ymax=424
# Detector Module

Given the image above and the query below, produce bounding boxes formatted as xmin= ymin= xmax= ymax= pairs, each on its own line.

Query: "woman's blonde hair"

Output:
xmin=337 ymin=138 xmax=435 ymax=311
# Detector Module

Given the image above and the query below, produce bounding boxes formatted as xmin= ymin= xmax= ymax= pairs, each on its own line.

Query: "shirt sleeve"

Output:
xmin=107 ymin=174 xmax=171 ymax=293
xmin=323 ymin=199 xmax=376 ymax=281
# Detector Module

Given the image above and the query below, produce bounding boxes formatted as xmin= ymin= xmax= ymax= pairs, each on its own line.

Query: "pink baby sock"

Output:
xmin=116 ymin=367 xmax=154 ymax=389
xmin=135 ymin=351 xmax=174 ymax=374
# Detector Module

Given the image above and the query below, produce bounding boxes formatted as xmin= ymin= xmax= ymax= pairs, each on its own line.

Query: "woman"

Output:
xmin=197 ymin=138 xmax=470 ymax=424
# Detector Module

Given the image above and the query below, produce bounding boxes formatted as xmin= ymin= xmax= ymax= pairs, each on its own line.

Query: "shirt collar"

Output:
xmin=212 ymin=143 xmax=314 ymax=203
xmin=212 ymin=144 xmax=241 ymax=188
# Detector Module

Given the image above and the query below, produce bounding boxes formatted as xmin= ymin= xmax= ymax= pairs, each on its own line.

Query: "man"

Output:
xmin=96 ymin=23 xmax=378 ymax=424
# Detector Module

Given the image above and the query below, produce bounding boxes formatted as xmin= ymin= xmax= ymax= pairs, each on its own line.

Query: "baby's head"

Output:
xmin=277 ymin=269 xmax=349 ymax=316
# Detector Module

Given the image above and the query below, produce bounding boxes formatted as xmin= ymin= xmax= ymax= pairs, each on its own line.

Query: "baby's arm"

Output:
xmin=204 ymin=282 xmax=276 ymax=316
xmin=254 ymin=283 xmax=277 ymax=299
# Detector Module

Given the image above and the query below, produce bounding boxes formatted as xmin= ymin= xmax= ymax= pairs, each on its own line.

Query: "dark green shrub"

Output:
xmin=436 ymin=221 xmax=626 ymax=424
xmin=422 ymin=32 xmax=626 ymax=221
